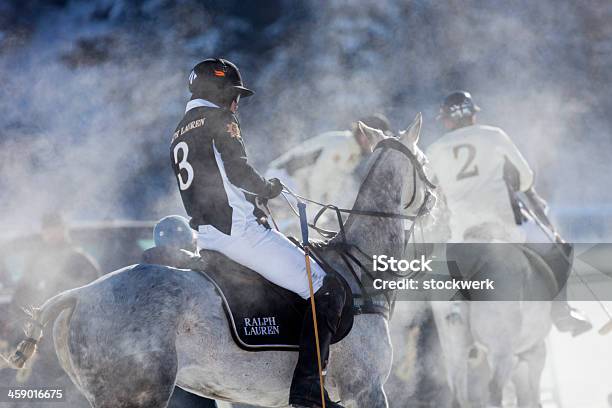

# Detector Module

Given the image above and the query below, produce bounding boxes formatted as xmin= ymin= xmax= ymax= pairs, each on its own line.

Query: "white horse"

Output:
xmin=2 ymin=114 xmax=435 ymax=408
xmin=432 ymin=242 xmax=557 ymax=408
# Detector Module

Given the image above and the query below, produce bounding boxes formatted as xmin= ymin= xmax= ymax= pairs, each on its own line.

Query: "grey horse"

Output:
xmin=432 ymin=243 xmax=557 ymax=408
xmin=385 ymin=184 xmax=557 ymax=408
xmin=2 ymin=114 xmax=434 ymax=408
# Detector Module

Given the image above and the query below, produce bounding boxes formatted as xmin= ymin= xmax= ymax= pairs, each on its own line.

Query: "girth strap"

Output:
xmin=288 ymin=237 xmax=391 ymax=318
xmin=314 ymin=242 xmax=393 ymax=318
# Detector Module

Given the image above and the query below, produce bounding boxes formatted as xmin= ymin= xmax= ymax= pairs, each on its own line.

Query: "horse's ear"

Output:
xmin=399 ymin=112 xmax=423 ymax=146
xmin=357 ymin=121 xmax=386 ymax=151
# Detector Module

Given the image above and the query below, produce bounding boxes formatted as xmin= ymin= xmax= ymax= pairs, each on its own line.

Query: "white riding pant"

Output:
xmin=198 ymin=220 xmax=325 ymax=299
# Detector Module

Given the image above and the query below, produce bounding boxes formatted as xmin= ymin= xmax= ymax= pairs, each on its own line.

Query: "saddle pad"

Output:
xmin=196 ymin=250 xmax=354 ymax=352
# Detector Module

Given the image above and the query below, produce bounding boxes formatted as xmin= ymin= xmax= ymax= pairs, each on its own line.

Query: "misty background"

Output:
xmin=0 ymin=0 xmax=610 ymax=240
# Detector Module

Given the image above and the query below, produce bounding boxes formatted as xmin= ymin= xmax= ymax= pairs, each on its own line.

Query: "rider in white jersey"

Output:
xmin=426 ymin=90 xmax=591 ymax=336
xmin=266 ymin=114 xmax=391 ymax=208
xmin=265 ymin=115 xmax=390 ymax=235
xmin=426 ymin=118 xmax=533 ymax=242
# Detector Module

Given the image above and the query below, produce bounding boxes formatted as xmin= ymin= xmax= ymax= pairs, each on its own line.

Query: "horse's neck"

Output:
xmin=343 ymin=213 xmax=405 ymax=259
xmin=337 ymin=156 xmax=406 ymax=260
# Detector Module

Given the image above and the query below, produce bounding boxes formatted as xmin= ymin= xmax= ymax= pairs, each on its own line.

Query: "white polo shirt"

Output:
xmin=426 ymin=124 xmax=534 ymax=242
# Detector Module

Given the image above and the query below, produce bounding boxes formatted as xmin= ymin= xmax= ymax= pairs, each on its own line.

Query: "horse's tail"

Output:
xmin=0 ymin=288 xmax=79 ymax=369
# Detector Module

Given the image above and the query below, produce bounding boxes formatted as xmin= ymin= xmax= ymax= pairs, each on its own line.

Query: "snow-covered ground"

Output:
xmin=543 ymin=301 xmax=612 ymax=408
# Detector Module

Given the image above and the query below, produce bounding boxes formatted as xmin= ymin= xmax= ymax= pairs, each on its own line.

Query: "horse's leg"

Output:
xmin=432 ymin=301 xmax=473 ymax=408
xmin=62 ymin=298 xmax=181 ymax=408
xmin=512 ymin=358 xmax=530 ymax=408
xmin=85 ymin=350 xmax=178 ymax=408
xmin=388 ymin=301 xmax=454 ymax=408
xmin=351 ymin=382 xmax=388 ymax=408
xmin=412 ymin=304 xmax=455 ymax=407
xmin=517 ymin=341 xmax=546 ymax=408
xmin=471 ymin=302 xmax=520 ymax=408
xmin=487 ymin=351 xmax=514 ymax=408
xmin=466 ymin=344 xmax=492 ymax=408
xmin=331 ymin=315 xmax=393 ymax=408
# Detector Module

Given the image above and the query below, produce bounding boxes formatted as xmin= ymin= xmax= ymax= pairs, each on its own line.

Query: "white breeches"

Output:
xmin=198 ymin=220 xmax=325 ymax=299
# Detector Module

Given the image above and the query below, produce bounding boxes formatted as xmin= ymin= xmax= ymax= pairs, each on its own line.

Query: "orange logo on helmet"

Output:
xmin=214 ymin=70 xmax=226 ymax=77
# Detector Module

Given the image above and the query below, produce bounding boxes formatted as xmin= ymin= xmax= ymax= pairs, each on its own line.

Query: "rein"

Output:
xmin=275 ymin=137 xmax=437 ymax=318
xmin=281 ymin=137 xmax=436 ymax=241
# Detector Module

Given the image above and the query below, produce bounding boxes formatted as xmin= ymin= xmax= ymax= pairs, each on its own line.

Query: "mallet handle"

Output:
xmin=304 ymin=247 xmax=326 ymax=408
xmin=298 ymin=201 xmax=326 ymax=408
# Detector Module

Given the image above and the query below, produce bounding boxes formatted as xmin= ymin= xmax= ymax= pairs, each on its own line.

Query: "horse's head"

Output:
xmin=342 ymin=113 xmax=439 ymax=310
xmin=356 ymin=113 xmax=436 ymax=220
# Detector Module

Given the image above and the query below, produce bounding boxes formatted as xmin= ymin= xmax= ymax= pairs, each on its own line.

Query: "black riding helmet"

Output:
xmin=188 ymin=58 xmax=254 ymax=107
xmin=436 ymin=90 xmax=480 ymax=121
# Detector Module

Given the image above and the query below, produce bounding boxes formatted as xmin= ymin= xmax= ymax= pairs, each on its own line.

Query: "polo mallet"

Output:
xmin=298 ymin=201 xmax=327 ymax=408
xmin=521 ymin=193 xmax=612 ymax=335
xmin=264 ymin=202 xmax=280 ymax=231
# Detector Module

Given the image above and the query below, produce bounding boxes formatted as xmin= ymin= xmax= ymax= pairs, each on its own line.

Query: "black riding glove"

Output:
xmin=265 ymin=178 xmax=283 ymax=199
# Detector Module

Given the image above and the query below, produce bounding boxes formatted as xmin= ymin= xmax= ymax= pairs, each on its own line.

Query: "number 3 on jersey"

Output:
xmin=173 ymin=142 xmax=194 ymax=190
xmin=453 ymin=143 xmax=479 ymax=181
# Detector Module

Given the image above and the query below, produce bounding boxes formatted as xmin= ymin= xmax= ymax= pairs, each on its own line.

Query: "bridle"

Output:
xmin=270 ymin=137 xmax=438 ymax=318
xmin=280 ymin=136 xmax=437 ymax=243
xmin=275 ymin=137 xmax=437 ymax=317
xmin=375 ymin=138 xmax=437 ymax=190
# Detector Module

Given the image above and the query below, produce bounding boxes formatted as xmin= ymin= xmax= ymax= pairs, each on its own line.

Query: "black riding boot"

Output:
xmin=289 ymin=275 xmax=346 ymax=408
xmin=528 ymin=242 xmax=592 ymax=337
xmin=549 ymin=244 xmax=592 ymax=336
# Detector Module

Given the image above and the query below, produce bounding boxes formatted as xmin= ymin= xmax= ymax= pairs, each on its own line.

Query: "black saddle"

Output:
xmin=190 ymin=249 xmax=355 ymax=352
xmin=446 ymin=242 xmax=572 ymax=301
xmin=520 ymin=242 xmax=573 ymax=300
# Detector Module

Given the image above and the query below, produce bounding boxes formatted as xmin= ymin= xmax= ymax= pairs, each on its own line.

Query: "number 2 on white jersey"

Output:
xmin=453 ymin=143 xmax=479 ymax=181
xmin=173 ymin=142 xmax=194 ymax=190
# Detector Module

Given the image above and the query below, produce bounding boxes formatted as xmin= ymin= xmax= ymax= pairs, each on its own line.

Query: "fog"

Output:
xmin=0 ymin=0 xmax=610 ymax=240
